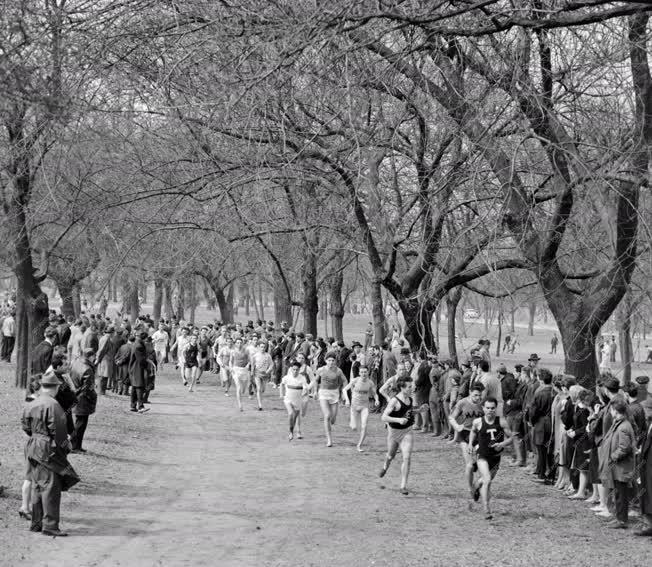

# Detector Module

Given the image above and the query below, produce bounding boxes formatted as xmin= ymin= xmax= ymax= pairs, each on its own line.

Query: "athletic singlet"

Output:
xmin=455 ymin=397 xmax=485 ymax=430
xmin=476 ymin=417 xmax=505 ymax=460
xmin=231 ymin=349 xmax=249 ymax=367
xmin=388 ymin=396 xmax=414 ymax=430
xmin=185 ymin=344 xmax=199 ymax=367
xmin=298 ymin=364 xmax=312 ymax=384
xmin=352 ymin=378 xmax=373 ymax=407
xmin=218 ymin=347 xmax=231 ymax=366
xmin=198 ymin=337 xmax=210 ymax=357
xmin=316 ymin=367 xmax=345 ymax=390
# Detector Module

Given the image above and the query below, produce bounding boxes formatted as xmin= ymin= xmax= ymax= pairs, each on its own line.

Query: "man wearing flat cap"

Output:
xmin=69 ymin=347 xmax=98 ymax=453
xmin=22 ymin=371 xmax=80 ymax=536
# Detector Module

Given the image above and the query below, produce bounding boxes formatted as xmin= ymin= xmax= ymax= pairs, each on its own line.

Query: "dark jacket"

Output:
xmin=128 ymin=338 xmax=148 ymax=388
xmin=530 ymin=384 xmax=554 ymax=445
xmin=640 ymin=422 xmax=652 ymax=516
xmin=31 ymin=340 xmax=54 ymax=375
xmin=599 ymin=416 xmax=636 ymax=484
xmin=70 ymin=357 xmax=97 ymax=416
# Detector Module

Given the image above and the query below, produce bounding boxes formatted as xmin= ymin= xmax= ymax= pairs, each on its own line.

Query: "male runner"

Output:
xmin=468 ymin=397 xmax=513 ymax=520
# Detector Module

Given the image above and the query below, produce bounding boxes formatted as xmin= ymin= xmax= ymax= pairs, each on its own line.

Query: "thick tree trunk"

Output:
xmin=215 ymin=285 xmax=234 ymax=324
xmin=174 ymin=281 xmax=185 ymax=322
xmin=618 ymin=292 xmax=634 ymax=385
xmin=72 ymin=284 xmax=81 ymax=316
xmin=163 ymin=281 xmax=174 ymax=319
xmin=400 ymin=298 xmax=435 ymax=353
xmin=329 ymin=272 xmax=344 ymax=342
xmin=189 ymin=277 xmax=197 ymax=325
xmin=273 ymin=271 xmax=293 ymax=326
xmin=128 ymin=282 xmax=140 ymax=323
xmin=58 ymin=280 xmax=75 ymax=319
xmin=141 ymin=282 xmax=148 ymax=305
xmin=302 ymin=250 xmax=318 ymax=336
xmin=483 ymin=297 xmax=490 ymax=334
xmin=446 ymin=287 xmax=463 ymax=365
xmin=111 ymin=276 xmax=118 ymax=303
xmin=258 ymin=280 xmax=265 ymax=320
xmin=527 ymin=300 xmax=536 ymax=336
xmin=370 ymin=279 xmax=386 ymax=346
xmin=152 ymin=279 xmax=163 ymax=324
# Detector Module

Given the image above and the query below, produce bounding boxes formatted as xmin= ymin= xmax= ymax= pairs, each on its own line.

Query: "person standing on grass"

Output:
xmin=468 ymin=397 xmax=513 ymax=520
xmin=550 ymin=333 xmax=558 ymax=354
xmin=281 ymin=360 xmax=309 ymax=441
xmin=127 ymin=334 xmax=150 ymax=412
xmin=315 ymin=352 xmax=348 ymax=447
xmin=379 ymin=376 xmax=415 ymax=495
xmin=21 ymin=371 xmax=80 ymax=537
xmin=69 ymin=348 xmax=98 ymax=453
xmin=31 ymin=327 xmax=57 ymax=374
xmin=529 ymin=368 xmax=555 ymax=484
xmin=1 ymin=310 xmax=15 ymax=362
xmin=343 ymin=365 xmax=379 ymax=452
xmin=635 ymin=398 xmax=652 ymax=537
xmin=95 ymin=326 xmax=116 ymax=395
xmin=364 ymin=322 xmax=373 ymax=351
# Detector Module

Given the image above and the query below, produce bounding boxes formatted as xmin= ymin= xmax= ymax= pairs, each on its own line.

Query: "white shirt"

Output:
xmin=1 ymin=316 xmax=15 ymax=337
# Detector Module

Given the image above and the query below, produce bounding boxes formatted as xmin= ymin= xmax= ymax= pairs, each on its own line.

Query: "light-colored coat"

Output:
xmin=96 ymin=333 xmax=115 ymax=379
xmin=598 ymin=416 xmax=635 ymax=486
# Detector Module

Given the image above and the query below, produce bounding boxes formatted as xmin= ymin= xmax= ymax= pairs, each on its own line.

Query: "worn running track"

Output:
xmin=3 ymin=368 xmax=650 ymax=567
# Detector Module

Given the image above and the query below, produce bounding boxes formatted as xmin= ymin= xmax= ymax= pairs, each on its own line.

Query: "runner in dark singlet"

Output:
xmin=196 ymin=327 xmax=211 ymax=384
xmin=379 ymin=376 xmax=415 ymax=495
xmin=468 ymin=397 xmax=513 ymax=519
xmin=184 ymin=335 xmax=200 ymax=392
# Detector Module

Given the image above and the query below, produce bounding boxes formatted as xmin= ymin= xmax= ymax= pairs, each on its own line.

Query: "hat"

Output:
xmin=497 ymin=364 xmax=507 ymax=374
xmin=41 ymin=371 xmax=60 ymax=386
xmin=351 ymin=341 xmax=362 ymax=348
xmin=603 ymin=377 xmax=620 ymax=392
xmin=635 ymin=376 xmax=650 ymax=385
xmin=515 ymin=364 xmax=523 ymax=371
xmin=642 ymin=398 xmax=652 ymax=418
xmin=528 ymin=354 xmax=541 ymax=362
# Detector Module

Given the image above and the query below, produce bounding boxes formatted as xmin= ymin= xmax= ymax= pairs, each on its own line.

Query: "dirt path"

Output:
xmin=2 ymin=367 xmax=651 ymax=567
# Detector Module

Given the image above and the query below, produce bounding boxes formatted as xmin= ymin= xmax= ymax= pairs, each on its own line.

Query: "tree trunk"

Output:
xmin=618 ymin=292 xmax=634 ymax=385
xmin=72 ymin=284 xmax=81 ymax=317
xmin=163 ymin=281 xmax=174 ymax=319
xmin=496 ymin=300 xmax=503 ymax=357
xmin=483 ymin=297 xmax=490 ymax=334
xmin=258 ymin=280 xmax=265 ymax=320
xmin=215 ymin=285 xmax=234 ymax=323
xmin=58 ymin=280 xmax=75 ymax=319
xmin=152 ymin=279 xmax=163 ymax=324
xmin=128 ymin=282 xmax=140 ymax=323
xmin=446 ymin=287 xmax=463 ymax=365
xmin=329 ymin=272 xmax=345 ymax=342
xmin=400 ymin=298 xmax=435 ymax=353
xmin=435 ymin=303 xmax=441 ymax=350
xmin=273 ymin=270 xmax=293 ymax=326
xmin=302 ymin=250 xmax=318 ymax=336
xmin=527 ymin=300 xmax=537 ymax=336
xmin=174 ymin=281 xmax=185 ymax=322
xmin=370 ymin=279 xmax=386 ymax=345
xmin=510 ymin=303 xmax=516 ymax=334
xmin=189 ymin=277 xmax=197 ymax=325
xmin=141 ymin=282 xmax=148 ymax=305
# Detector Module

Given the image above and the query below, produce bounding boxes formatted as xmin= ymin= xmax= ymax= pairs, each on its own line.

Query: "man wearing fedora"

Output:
xmin=21 ymin=371 xmax=80 ymax=536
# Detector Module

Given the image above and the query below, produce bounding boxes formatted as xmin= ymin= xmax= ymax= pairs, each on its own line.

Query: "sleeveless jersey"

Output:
xmin=477 ymin=417 xmax=505 ymax=459
xmin=388 ymin=396 xmax=414 ymax=430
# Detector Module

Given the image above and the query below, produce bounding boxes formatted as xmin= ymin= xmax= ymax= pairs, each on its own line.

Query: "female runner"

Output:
xmin=280 ymin=359 xmax=309 ymax=440
xmin=379 ymin=376 xmax=414 ymax=495
xmin=314 ymin=352 xmax=348 ymax=447
xmin=343 ymin=365 xmax=379 ymax=451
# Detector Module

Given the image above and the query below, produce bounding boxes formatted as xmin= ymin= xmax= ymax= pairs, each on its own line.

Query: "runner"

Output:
xmin=183 ymin=334 xmax=200 ymax=392
xmin=196 ymin=327 xmax=211 ymax=384
xmin=176 ymin=327 xmax=190 ymax=386
xmin=468 ymin=397 xmax=513 ymax=520
xmin=229 ymin=337 xmax=251 ymax=411
xmin=294 ymin=352 xmax=314 ymax=418
xmin=151 ymin=322 xmax=169 ymax=370
xmin=448 ymin=382 xmax=485 ymax=504
xmin=216 ymin=336 xmax=233 ymax=396
xmin=314 ymin=352 xmax=348 ymax=447
xmin=379 ymin=376 xmax=414 ymax=495
xmin=251 ymin=341 xmax=273 ymax=411
xmin=280 ymin=359 xmax=309 ymax=440
xmin=343 ymin=365 xmax=379 ymax=452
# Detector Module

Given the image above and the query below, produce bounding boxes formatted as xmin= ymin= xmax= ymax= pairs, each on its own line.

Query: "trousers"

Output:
xmin=1 ymin=335 xmax=15 ymax=361
xmin=613 ymin=480 xmax=631 ymax=523
xmin=71 ymin=415 xmax=89 ymax=450
xmin=29 ymin=460 xmax=62 ymax=531
xmin=131 ymin=386 xmax=144 ymax=409
xmin=536 ymin=444 xmax=554 ymax=479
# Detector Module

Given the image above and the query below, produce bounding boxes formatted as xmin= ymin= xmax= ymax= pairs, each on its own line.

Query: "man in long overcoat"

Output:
xmin=69 ymin=348 xmax=97 ymax=453
xmin=529 ymin=368 xmax=554 ymax=482
xmin=32 ymin=327 xmax=58 ymax=375
xmin=636 ymin=398 xmax=652 ymax=536
xmin=128 ymin=333 xmax=149 ymax=413
xmin=22 ymin=371 xmax=80 ymax=536
xmin=95 ymin=326 xmax=116 ymax=395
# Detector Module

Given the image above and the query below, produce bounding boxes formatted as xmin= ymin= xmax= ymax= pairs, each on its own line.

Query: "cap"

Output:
xmin=528 ymin=354 xmax=541 ymax=362
xmin=351 ymin=341 xmax=362 ymax=348
xmin=497 ymin=364 xmax=507 ymax=374
xmin=41 ymin=371 xmax=60 ymax=386
xmin=635 ymin=376 xmax=650 ymax=385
